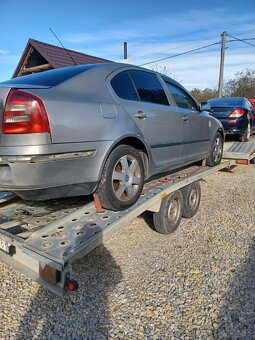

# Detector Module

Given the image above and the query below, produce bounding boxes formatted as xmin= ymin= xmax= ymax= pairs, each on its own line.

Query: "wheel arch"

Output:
xmin=98 ymin=135 xmax=151 ymax=184
xmin=115 ymin=137 xmax=150 ymax=177
xmin=217 ymin=128 xmax=225 ymax=140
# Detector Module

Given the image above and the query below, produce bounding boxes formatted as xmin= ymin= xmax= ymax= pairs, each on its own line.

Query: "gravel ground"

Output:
xmin=0 ymin=164 xmax=255 ymax=339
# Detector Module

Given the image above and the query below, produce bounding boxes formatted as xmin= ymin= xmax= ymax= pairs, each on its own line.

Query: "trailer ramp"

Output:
xmin=223 ymin=136 xmax=255 ymax=164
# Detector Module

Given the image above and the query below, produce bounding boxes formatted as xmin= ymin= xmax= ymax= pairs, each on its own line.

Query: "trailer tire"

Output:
xmin=153 ymin=190 xmax=183 ymax=234
xmin=181 ymin=181 xmax=201 ymax=218
xmin=97 ymin=145 xmax=144 ymax=211
xmin=250 ymin=157 xmax=255 ymax=164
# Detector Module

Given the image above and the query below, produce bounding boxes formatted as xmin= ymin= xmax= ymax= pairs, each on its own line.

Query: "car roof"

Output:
xmin=0 ymin=62 xmax=179 ymax=88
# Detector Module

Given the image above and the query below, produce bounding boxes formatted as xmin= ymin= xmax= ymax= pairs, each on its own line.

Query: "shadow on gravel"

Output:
xmin=215 ymin=240 xmax=255 ymax=338
xmin=15 ymin=245 xmax=122 ymax=339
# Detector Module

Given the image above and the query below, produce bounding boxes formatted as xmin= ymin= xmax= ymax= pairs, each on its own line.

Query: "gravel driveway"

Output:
xmin=1 ymin=164 xmax=255 ymax=339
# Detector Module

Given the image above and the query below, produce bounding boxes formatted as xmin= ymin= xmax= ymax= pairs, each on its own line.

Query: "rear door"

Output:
xmin=164 ymin=80 xmax=210 ymax=161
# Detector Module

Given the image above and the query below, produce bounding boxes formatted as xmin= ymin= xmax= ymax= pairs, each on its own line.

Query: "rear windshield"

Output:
xmin=208 ymin=98 xmax=244 ymax=106
xmin=0 ymin=64 xmax=97 ymax=86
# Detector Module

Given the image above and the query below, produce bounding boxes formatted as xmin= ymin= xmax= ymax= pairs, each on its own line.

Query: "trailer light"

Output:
xmin=67 ymin=279 xmax=79 ymax=292
xmin=161 ymin=192 xmax=167 ymax=199
xmin=236 ymin=159 xmax=249 ymax=165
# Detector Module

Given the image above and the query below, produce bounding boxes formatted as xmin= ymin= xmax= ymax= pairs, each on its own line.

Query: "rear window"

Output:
xmin=0 ymin=64 xmax=97 ymax=86
xmin=209 ymin=98 xmax=244 ymax=106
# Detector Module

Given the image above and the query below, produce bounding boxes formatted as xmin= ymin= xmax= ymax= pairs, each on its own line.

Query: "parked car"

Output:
xmin=249 ymin=98 xmax=255 ymax=107
xmin=0 ymin=63 xmax=224 ymax=210
xmin=205 ymin=97 xmax=255 ymax=142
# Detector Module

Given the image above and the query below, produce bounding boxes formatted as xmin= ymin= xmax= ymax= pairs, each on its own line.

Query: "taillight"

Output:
xmin=2 ymin=89 xmax=50 ymax=134
xmin=229 ymin=108 xmax=245 ymax=118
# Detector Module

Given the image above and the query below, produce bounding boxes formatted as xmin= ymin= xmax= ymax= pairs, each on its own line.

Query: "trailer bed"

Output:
xmin=0 ymin=160 xmax=232 ymax=295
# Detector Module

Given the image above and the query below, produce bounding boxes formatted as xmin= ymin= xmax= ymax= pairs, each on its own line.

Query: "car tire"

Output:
xmin=239 ymin=122 xmax=251 ymax=142
xmin=97 ymin=145 xmax=144 ymax=211
xmin=206 ymin=132 xmax=223 ymax=167
xmin=153 ymin=190 xmax=183 ymax=234
xmin=181 ymin=181 xmax=201 ymax=218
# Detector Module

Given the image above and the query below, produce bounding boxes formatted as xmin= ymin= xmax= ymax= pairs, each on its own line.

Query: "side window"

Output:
xmin=128 ymin=70 xmax=169 ymax=105
xmin=111 ymin=71 xmax=139 ymax=101
xmin=165 ymin=81 xmax=199 ymax=111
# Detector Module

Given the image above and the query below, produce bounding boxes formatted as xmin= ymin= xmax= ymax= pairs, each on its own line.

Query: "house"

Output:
xmin=13 ymin=38 xmax=110 ymax=78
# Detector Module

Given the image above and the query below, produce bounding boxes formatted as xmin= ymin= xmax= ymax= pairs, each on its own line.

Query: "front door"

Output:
xmin=126 ymin=100 xmax=183 ymax=167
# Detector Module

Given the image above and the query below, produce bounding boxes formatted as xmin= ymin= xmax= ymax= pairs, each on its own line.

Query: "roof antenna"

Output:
xmin=49 ymin=27 xmax=77 ymax=66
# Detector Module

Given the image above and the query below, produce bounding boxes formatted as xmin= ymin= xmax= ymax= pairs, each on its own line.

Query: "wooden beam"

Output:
xmin=19 ymin=63 xmax=52 ymax=75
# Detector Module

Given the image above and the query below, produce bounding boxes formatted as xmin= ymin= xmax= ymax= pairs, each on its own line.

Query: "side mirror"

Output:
xmin=201 ymin=103 xmax=211 ymax=112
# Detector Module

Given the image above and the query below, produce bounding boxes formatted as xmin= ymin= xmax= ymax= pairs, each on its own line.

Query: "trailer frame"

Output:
xmin=0 ymin=160 xmax=235 ymax=296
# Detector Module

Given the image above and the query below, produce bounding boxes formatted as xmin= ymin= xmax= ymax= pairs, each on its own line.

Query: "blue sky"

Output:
xmin=0 ymin=0 xmax=254 ymax=89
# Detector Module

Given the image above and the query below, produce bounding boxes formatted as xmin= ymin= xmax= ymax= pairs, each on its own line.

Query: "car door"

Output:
xmin=109 ymin=69 xmax=183 ymax=168
xmin=164 ymin=80 xmax=210 ymax=161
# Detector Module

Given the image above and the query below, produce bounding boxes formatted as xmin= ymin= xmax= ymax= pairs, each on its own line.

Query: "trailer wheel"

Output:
xmin=97 ymin=145 xmax=144 ymax=211
xmin=181 ymin=181 xmax=201 ymax=218
xmin=250 ymin=157 xmax=255 ymax=164
xmin=153 ymin=190 xmax=183 ymax=234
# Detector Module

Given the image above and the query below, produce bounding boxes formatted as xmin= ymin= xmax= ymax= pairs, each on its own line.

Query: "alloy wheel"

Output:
xmin=212 ymin=137 xmax=223 ymax=163
xmin=112 ymin=154 xmax=142 ymax=202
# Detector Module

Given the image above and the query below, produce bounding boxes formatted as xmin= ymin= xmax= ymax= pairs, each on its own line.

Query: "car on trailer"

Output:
xmin=206 ymin=97 xmax=255 ymax=142
xmin=0 ymin=63 xmax=224 ymax=211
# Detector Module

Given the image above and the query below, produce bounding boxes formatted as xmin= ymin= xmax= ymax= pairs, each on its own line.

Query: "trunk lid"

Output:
xmin=210 ymin=106 xmax=234 ymax=119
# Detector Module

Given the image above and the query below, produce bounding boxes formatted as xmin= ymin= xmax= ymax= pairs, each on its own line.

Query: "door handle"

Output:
xmin=134 ymin=111 xmax=147 ymax=119
xmin=182 ymin=115 xmax=189 ymax=122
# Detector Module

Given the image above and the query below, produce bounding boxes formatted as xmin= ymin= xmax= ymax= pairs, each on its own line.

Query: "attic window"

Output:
xmin=26 ymin=48 xmax=48 ymax=68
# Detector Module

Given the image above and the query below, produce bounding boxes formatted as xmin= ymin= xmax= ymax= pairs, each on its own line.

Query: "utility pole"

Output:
xmin=124 ymin=42 xmax=128 ymax=60
xmin=218 ymin=31 xmax=227 ymax=98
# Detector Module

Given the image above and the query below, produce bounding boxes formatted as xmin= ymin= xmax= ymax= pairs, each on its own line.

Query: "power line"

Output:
xmin=138 ymin=35 xmax=255 ymax=67
xmin=156 ymin=36 xmax=223 ymax=54
xmin=139 ymin=41 xmax=221 ymax=66
xmin=227 ymin=33 xmax=255 ymax=48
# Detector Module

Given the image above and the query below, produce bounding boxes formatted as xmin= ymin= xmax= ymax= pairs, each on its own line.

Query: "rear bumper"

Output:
xmin=221 ymin=118 xmax=248 ymax=136
xmin=0 ymin=141 xmax=114 ymax=199
xmin=225 ymin=127 xmax=247 ymax=136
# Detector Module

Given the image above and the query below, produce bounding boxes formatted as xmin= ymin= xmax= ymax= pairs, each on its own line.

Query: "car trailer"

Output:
xmin=0 ymin=158 xmax=236 ymax=296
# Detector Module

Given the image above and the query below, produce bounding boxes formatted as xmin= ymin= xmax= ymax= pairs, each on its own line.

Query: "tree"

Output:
xmin=150 ymin=63 xmax=173 ymax=77
xmin=190 ymin=88 xmax=217 ymax=102
xmin=223 ymin=69 xmax=255 ymax=98
xmin=149 ymin=63 xmax=181 ymax=82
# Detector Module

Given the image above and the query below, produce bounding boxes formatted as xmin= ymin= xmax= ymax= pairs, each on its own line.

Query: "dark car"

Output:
xmin=206 ymin=97 xmax=255 ymax=141
xmin=0 ymin=63 xmax=224 ymax=211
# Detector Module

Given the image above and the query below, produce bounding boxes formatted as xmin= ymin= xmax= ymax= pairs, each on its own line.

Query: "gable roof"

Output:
xmin=13 ymin=38 xmax=111 ymax=78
